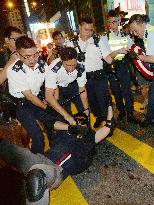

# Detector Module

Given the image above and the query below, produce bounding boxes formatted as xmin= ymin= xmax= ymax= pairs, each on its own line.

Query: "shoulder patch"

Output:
xmin=37 ymin=59 xmax=46 ymax=73
xmin=92 ymin=34 xmax=100 ymax=47
xmin=71 ymin=35 xmax=79 ymax=48
xmin=102 ymin=32 xmax=108 ymax=36
xmin=51 ymin=61 xmax=62 ymax=73
xmin=12 ymin=60 xmax=25 ymax=73
xmin=76 ymin=63 xmax=85 ymax=78
xmin=120 ymin=30 xmax=127 ymax=37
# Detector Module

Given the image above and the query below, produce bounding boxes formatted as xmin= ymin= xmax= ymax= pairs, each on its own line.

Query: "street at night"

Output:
xmin=0 ymin=0 xmax=154 ymax=204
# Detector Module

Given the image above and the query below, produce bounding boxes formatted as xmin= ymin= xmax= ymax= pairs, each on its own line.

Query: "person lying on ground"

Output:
xmin=0 ymin=101 xmax=115 ymax=204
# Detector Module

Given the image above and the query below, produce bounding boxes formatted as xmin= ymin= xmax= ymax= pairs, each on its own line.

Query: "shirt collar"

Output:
xmin=79 ymin=36 xmax=93 ymax=43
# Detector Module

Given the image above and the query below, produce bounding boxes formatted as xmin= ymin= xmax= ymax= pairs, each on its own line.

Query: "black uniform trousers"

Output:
xmin=86 ymin=69 xmax=109 ymax=120
xmin=58 ymin=80 xmax=84 ymax=114
xmin=108 ymin=59 xmax=134 ymax=116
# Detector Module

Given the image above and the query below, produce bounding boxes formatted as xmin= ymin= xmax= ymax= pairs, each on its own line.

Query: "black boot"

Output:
xmin=127 ymin=112 xmax=138 ymax=123
xmin=139 ymin=119 xmax=154 ymax=128
xmin=117 ymin=112 xmax=126 ymax=122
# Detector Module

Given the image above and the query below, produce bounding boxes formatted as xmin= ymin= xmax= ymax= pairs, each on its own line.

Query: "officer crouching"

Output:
xmin=45 ymin=47 xmax=89 ymax=133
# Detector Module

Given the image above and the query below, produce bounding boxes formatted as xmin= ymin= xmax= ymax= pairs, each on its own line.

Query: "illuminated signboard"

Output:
xmin=114 ymin=0 xmax=145 ymax=17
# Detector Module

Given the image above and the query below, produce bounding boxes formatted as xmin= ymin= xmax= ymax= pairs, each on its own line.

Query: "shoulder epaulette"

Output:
xmin=145 ymin=29 xmax=148 ymax=38
xmin=12 ymin=60 xmax=25 ymax=73
xmin=37 ymin=59 xmax=46 ymax=73
xmin=92 ymin=34 xmax=100 ymax=47
xmin=76 ymin=63 xmax=85 ymax=78
xmin=120 ymin=30 xmax=127 ymax=37
xmin=70 ymin=35 xmax=79 ymax=48
xmin=102 ymin=32 xmax=108 ymax=36
xmin=51 ymin=61 xmax=62 ymax=73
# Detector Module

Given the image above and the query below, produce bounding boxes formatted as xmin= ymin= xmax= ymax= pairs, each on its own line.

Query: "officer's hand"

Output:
xmin=118 ymin=47 xmax=129 ymax=54
xmin=64 ymin=114 xmax=76 ymax=125
xmin=7 ymin=52 xmax=19 ymax=66
xmin=138 ymin=55 xmax=145 ymax=61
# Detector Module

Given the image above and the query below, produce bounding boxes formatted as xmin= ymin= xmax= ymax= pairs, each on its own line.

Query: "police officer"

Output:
xmin=129 ymin=14 xmax=154 ymax=127
xmin=6 ymin=36 xmax=59 ymax=154
xmin=101 ymin=10 xmax=135 ymax=123
xmin=47 ymin=31 xmax=65 ymax=65
xmin=45 ymin=47 xmax=89 ymax=126
xmin=0 ymin=26 xmax=22 ymax=69
xmin=67 ymin=16 xmax=113 ymax=128
xmin=0 ymin=26 xmax=22 ymax=122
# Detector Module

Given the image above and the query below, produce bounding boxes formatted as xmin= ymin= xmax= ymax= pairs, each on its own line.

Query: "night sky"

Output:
xmin=0 ymin=0 xmax=9 ymax=48
xmin=0 ymin=0 xmax=19 ymax=48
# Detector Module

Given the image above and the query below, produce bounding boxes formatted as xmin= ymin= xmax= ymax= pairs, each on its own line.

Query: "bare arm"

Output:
xmin=103 ymin=54 xmax=113 ymax=64
xmin=95 ymin=106 xmax=113 ymax=143
xmin=0 ymin=52 xmax=19 ymax=85
xmin=22 ymin=90 xmax=47 ymax=109
xmin=109 ymin=47 xmax=129 ymax=59
xmin=45 ymin=87 xmax=76 ymax=125
xmin=79 ymin=86 xmax=89 ymax=114
xmin=138 ymin=55 xmax=154 ymax=63
xmin=0 ymin=68 xmax=7 ymax=85
xmin=53 ymin=121 xmax=69 ymax=130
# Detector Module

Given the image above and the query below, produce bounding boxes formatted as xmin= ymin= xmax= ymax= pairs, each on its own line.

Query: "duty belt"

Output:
xmin=86 ymin=69 xmax=106 ymax=80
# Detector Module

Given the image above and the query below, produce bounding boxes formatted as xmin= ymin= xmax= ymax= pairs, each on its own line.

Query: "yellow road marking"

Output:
xmin=50 ymin=176 xmax=88 ymax=205
xmin=134 ymin=101 xmax=144 ymax=113
xmin=108 ymin=128 xmax=154 ymax=174
xmin=49 ymin=101 xmax=150 ymax=204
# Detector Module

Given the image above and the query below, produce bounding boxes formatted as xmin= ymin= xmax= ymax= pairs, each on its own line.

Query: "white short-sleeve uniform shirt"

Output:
xmin=145 ymin=25 xmax=154 ymax=56
xmin=7 ymin=59 xmax=48 ymax=98
xmin=67 ymin=36 xmax=110 ymax=72
xmin=45 ymin=58 xmax=87 ymax=89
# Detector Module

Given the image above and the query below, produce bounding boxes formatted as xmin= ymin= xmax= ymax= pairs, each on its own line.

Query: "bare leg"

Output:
xmin=95 ymin=106 xmax=114 ymax=144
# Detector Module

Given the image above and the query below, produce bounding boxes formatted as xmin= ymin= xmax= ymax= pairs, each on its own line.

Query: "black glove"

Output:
xmin=68 ymin=125 xmax=89 ymax=136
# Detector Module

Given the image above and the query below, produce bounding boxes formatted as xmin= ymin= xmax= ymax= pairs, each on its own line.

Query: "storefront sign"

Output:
xmin=114 ymin=0 xmax=145 ymax=17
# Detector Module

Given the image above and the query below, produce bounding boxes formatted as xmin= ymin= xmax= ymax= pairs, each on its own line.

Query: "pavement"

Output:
xmin=50 ymin=100 xmax=154 ymax=205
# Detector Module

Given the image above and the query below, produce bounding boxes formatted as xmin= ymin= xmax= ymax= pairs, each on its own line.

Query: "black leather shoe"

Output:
xmin=117 ymin=112 xmax=126 ymax=122
xmin=26 ymin=169 xmax=47 ymax=202
xmin=127 ymin=113 xmax=138 ymax=123
xmin=94 ymin=117 xmax=103 ymax=128
xmin=139 ymin=120 xmax=154 ymax=128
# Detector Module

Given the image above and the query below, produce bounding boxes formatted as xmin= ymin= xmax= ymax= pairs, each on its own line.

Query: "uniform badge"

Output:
xmin=37 ymin=59 xmax=46 ymax=73
xmin=12 ymin=60 xmax=25 ymax=73
xmin=51 ymin=61 xmax=62 ymax=73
